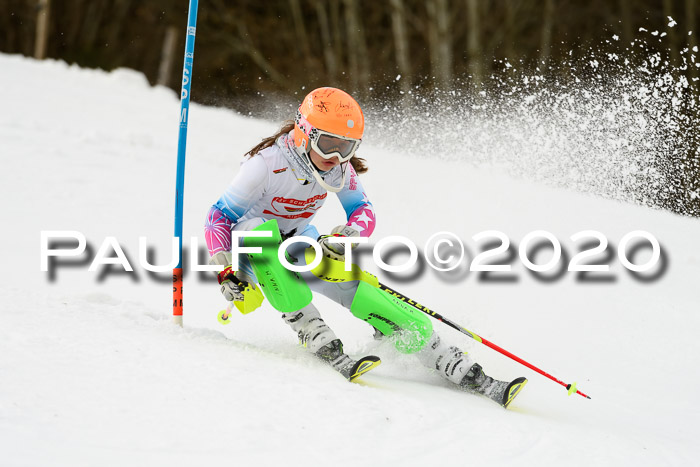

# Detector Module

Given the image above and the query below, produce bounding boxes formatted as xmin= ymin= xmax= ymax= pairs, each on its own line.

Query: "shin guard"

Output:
xmin=350 ymin=281 xmax=432 ymax=354
xmin=244 ymin=219 xmax=312 ymax=313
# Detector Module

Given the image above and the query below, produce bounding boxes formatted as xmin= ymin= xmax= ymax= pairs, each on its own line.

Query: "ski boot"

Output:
xmin=283 ymin=304 xmax=381 ymax=382
xmin=460 ymin=363 xmax=527 ymax=409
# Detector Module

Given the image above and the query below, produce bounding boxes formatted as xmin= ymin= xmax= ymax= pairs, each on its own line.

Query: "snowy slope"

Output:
xmin=1 ymin=54 xmax=700 ymax=466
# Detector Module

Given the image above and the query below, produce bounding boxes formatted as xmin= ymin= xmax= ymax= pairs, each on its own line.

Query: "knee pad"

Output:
xmin=349 ymin=281 xmax=432 ymax=354
xmin=244 ymin=219 xmax=312 ymax=313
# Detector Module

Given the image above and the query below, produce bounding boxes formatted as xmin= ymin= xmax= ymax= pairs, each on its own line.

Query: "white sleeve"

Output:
xmin=214 ymin=155 xmax=269 ymax=223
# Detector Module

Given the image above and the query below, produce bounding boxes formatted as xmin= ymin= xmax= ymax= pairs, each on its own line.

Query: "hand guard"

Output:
xmin=217 ymin=265 xmax=248 ymax=302
xmin=318 ymin=224 xmax=361 ymax=261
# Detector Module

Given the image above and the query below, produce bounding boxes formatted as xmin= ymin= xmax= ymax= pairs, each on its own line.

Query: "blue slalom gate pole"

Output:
xmin=173 ymin=0 xmax=199 ymax=326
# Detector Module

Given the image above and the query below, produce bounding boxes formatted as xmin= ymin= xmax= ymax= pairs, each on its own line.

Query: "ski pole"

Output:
xmin=172 ymin=0 xmax=199 ymax=326
xmin=377 ymin=282 xmax=591 ymax=399
xmin=306 ymin=251 xmax=591 ymax=399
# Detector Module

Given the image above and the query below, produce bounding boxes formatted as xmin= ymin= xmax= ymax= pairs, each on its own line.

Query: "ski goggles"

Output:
xmin=310 ymin=130 xmax=361 ymax=163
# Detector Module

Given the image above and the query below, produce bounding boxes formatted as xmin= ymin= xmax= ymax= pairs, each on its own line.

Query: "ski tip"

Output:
xmin=348 ymin=356 xmax=381 ymax=382
xmin=503 ymin=377 xmax=528 ymax=409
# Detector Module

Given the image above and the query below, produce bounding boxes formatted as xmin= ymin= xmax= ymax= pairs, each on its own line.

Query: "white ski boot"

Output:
xmin=283 ymin=304 xmax=380 ymax=381
xmin=417 ymin=333 xmax=527 ymax=408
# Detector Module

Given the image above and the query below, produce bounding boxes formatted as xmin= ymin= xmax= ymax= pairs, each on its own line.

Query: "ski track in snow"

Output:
xmin=1 ymin=53 xmax=700 ymax=466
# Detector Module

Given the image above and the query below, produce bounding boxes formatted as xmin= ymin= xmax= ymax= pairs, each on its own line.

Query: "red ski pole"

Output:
xmin=307 ymin=249 xmax=592 ymax=399
xmin=378 ymin=282 xmax=591 ymax=399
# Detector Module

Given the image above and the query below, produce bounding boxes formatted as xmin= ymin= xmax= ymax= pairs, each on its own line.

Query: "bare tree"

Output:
xmin=330 ymin=0 xmax=343 ymax=75
xmin=663 ymin=0 xmax=680 ymax=66
xmin=390 ymin=0 xmax=412 ymax=97
xmin=314 ymin=0 xmax=338 ymax=84
xmin=81 ymin=0 xmax=109 ymax=51
xmin=686 ymin=0 xmax=698 ymax=82
xmin=618 ymin=0 xmax=634 ymax=46
xmin=466 ymin=0 xmax=481 ymax=86
xmin=65 ymin=0 xmax=88 ymax=48
xmin=210 ymin=0 xmax=295 ymax=92
xmin=540 ymin=0 xmax=555 ymax=68
xmin=157 ymin=26 xmax=178 ymax=87
xmin=503 ymin=0 xmax=519 ymax=64
xmin=105 ymin=0 xmax=132 ymax=56
xmin=34 ymin=0 xmax=50 ymax=59
xmin=426 ymin=0 xmax=453 ymax=90
xmin=343 ymin=0 xmax=370 ymax=96
xmin=289 ymin=0 xmax=316 ymax=76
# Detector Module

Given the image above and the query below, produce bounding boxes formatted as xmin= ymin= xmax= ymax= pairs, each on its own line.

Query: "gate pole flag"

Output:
xmin=173 ymin=0 xmax=199 ymax=326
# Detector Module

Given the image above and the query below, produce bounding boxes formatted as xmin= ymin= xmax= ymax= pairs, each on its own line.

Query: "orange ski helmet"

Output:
xmin=293 ymin=87 xmax=364 ymax=158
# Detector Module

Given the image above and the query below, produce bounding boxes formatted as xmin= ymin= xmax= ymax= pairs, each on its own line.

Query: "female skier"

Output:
xmin=204 ymin=87 xmax=525 ymax=407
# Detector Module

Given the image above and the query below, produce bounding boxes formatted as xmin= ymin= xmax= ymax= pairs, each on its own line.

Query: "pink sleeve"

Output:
xmin=337 ymin=164 xmax=376 ymax=237
xmin=205 ymin=206 xmax=233 ymax=256
xmin=347 ymin=202 xmax=376 ymax=237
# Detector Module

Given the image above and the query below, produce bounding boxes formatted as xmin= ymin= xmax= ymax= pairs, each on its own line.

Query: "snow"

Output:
xmin=2 ymin=53 xmax=700 ymax=466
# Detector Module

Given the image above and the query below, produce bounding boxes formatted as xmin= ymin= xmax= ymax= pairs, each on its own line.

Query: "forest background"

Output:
xmin=3 ymin=0 xmax=699 ymax=215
